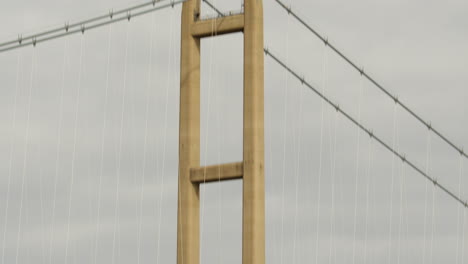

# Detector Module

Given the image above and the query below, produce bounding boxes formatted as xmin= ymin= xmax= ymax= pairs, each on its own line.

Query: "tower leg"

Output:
xmin=177 ymin=1 xmax=201 ymax=264
xmin=243 ymin=0 xmax=265 ymax=264
xmin=177 ymin=1 xmax=264 ymax=263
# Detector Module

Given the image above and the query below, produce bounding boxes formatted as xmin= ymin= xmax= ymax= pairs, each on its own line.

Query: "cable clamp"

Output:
xmin=264 ymin=48 xmax=269 ymax=55
xmin=427 ymin=122 xmax=432 ymax=131
xmin=127 ymin=11 xmax=132 ymax=21
xmin=81 ymin=25 xmax=86 ymax=34
xmin=109 ymin=9 xmax=114 ymax=19
xmin=152 ymin=0 xmax=157 ymax=6
xmin=300 ymin=76 xmax=305 ymax=84
xmin=64 ymin=22 xmax=69 ymax=32
xmin=324 ymin=37 xmax=328 ymax=46
xmin=460 ymin=148 xmax=464 ymax=156
xmin=394 ymin=95 xmax=399 ymax=105
xmin=465 ymin=201 xmax=468 ymax=208
xmin=335 ymin=104 xmax=340 ymax=112
xmin=18 ymin=35 xmax=22 ymax=44
xmin=401 ymin=154 xmax=406 ymax=163
xmin=171 ymin=0 xmax=175 ymax=8
xmin=32 ymin=37 xmax=37 ymax=47
xmin=432 ymin=178 xmax=437 ymax=186
xmin=287 ymin=5 xmax=292 ymax=14
xmin=368 ymin=130 xmax=373 ymax=139
xmin=359 ymin=67 xmax=364 ymax=76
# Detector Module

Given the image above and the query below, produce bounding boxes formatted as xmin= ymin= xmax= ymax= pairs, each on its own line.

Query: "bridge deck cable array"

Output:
xmin=200 ymin=0 xmax=468 ymax=209
xmin=0 ymin=0 xmax=186 ymax=53
xmin=273 ymin=0 xmax=468 ymax=160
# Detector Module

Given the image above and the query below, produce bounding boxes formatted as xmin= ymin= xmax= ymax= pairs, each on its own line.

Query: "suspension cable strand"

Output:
xmin=35 ymin=117 xmax=47 ymax=264
xmin=92 ymin=23 xmax=113 ymax=264
xmin=156 ymin=7 xmax=175 ymax=264
xmin=24 ymin=171 xmax=30 ymax=263
xmin=216 ymin=59 xmax=223 ymax=264
xmin=422 ymin=130 xmax=431 ymax=263
xmin=336 ymin=118 xmax=346 ymax=264
xmin=402 ymin=153 xmax=411 ymax=263
xmin=279 ymin=8 xmax=290 ymax=264
xmin=369 ymin=138 xmax=378 ymax=263
xmin=363 ymin=138 xmax=373 ymax=264
xmin=216 ymin=22 xmax=227 ymax=263
xmin=81 ymin=50 xmax=95 ymax=260
xmin=0 ymin=0 xmax=186 ymax=53
xmin=136 ymin=11 xmax=156 ymax=264
xmin=272 ymin=0 xmax=468 ymax=161
xmin=264 ymin=48 xmax=468 ymax=209
xmin=429 ymin=181 xmax=436 ymax=264
xmin=461 ymin=184 xmax=466 ymax=264
xmin=64 ymin=33 xmax=85 ymax=264
xmin=314 ymin=42 xmax=327 ymax=264
xmin=328 ymin=109 xmax=339 ymax=264
xmin=455 ymin=154 xmax=464 ymax=263
xmin=352 ymin=66 xmax=364 ymax=264
xmin=387 ymin=104 xmax=398 ymax=264
xmin=48 ymin=36 xmax=68 ymax=264
xmin=266 ymin=69 xmax=280 ymax=263
xmin=397 ymin=159 xmax=404 ymax=264
xmin=15 ymin=49 xmax=35 ymax=264
xmin=1 ymin=50 xmax=21 ymax=264
xmin=111 ymin=20 xmax=130 ymax=264
xmin=292 ymin=2 xmax=305 ymax=260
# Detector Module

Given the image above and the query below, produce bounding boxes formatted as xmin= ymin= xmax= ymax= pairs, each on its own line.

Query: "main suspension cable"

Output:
xmin=273 ymin=0 xmax=468 ymax=161
xmin=264 ymin=47 xmax=468 ymax=209
xmin=0 ymin=0 xmax=185 ymax=53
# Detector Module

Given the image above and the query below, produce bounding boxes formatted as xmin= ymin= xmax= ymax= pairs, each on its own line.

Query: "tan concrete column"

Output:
xmin=243 ymin=0 xmax=265 ymax=264
xmin=177 ymin=0 xmax=264 ymax=263
xmin=177 ymin=1 xmax=201 ymax=264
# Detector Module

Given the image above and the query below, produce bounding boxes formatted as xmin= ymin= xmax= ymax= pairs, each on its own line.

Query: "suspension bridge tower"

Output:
xmin=177 ymin=0 xmax=265 ymax=263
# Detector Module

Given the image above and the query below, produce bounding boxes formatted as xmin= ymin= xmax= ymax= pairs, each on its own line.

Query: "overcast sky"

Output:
xmin=0 ymin=0 xmax=467 ymax=263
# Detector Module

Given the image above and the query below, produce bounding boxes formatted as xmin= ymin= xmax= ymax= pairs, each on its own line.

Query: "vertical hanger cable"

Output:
xmin=363 ymin=137 xmax=374 ymax=264
xmin=14 ymin=48 xmax=36 ymax=264
xmin=111 ymin=21 xmax=130 ymax=264
xmin=64 ymin=33 xmax=85 ymax=264
xmin=279 ymin=4 xmax=291 ymax=264
xmin=92 ymin=22 xmax=113 ymax=264
xmin=351 ymin=66 xmax=364 ymax=264
xmin=156 ymin=6 xmax=175 ymax=264
xmin=314 ymin=39 xmax=327 ymax=264
xmin=387 ymin=102 xmax=398 ymax=264
xmin=136 ymin=11 xmax=157 ymax=264
xmin=422 ymin=128 xmax=431 ymax=263
xmin=328 ymin=109 xmax=339 ymax=264
xmin=2 ymin=49 xmax=22 ymax=264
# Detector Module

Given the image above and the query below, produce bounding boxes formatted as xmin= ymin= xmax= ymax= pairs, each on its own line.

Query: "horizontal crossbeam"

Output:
xmin=190 ymin=162 xmax=243 ymax=183
xmin=191 ymin=14 xmax=244 ymax=38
